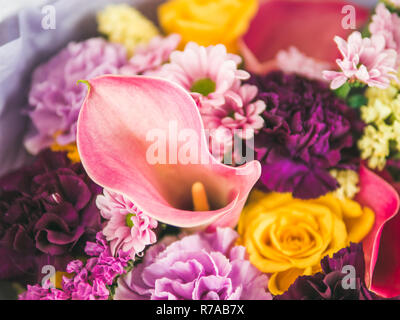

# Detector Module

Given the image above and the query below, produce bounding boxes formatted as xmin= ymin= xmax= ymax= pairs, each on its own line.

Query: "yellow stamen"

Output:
xmin=191 ymin=182 xmax=210 ymax=211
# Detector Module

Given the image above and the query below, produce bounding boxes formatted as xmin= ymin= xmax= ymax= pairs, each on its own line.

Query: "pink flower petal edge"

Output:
xmin=77 ymin=75 xmax=261 ymax=229
xmin=239 ymin=0 xmax=369 ymax=75
xmin=356 ymin=164 xmax=400 ymax=298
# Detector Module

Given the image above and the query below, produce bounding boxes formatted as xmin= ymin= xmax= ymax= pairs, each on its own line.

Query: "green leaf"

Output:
xmin=347 ymin=94 xmax=368 ymax=109
xmin=334 ymin=82 xmax=351 ymax=100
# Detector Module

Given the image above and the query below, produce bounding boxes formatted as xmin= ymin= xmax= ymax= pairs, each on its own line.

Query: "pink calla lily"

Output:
xmin=239 ymin=0 xmax=370 ymax=74
xmin=356 ymin=164 xmax=400 ymax=298
xmin=77 ymin=75 xmax=261 ymax=229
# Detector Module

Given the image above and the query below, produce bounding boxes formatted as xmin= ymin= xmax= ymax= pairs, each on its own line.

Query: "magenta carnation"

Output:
xmin=24 ymin=38 xmax=127 ymax=154
xmin=247 ymin=71 xmax=363 ymax=199
xmin=114 ymin=228 xmax=271 ymax=300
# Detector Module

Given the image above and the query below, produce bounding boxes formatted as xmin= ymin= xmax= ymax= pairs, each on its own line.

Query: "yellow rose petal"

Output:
xmin=345 ymin=207 xmax=375 ymax=243
xmin=340 ymin=198 xmax=364 ymax=218
xmin=158 ymin=0 xmax=258 ymax=53
xmin=268 ymin=267 xmax=311 ymax=296
xmin=237 ymin=190 xmax=376 ymax=294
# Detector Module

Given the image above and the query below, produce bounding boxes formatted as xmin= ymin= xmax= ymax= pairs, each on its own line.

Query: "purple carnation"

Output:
xmin=274 ymin=243 xmax=397 ymax=300
xmin=247 ymin=71 xmax=363 ymax=199
xmin=0 ymin=150 xmax=101 ymax=284
xmin=114 ymin=228 xmax=271 ymax=300
xmin=24 ymin=38 xmax=127 ymax=154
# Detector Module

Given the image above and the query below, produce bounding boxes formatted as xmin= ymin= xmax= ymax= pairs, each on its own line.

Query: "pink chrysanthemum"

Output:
xmin=200 ymin=84 xmax=265 ymax=162
xmin=369 ymin=3 xmax=400 ymax=67
xmin=120 ymin=34 xmax=181 ymax=75
xmin=201 ymin=84 xmax=265 ymax=140
xmin=323 ymin=31 xmax=398 ymax=89
xmin=157 ymin=42 xmax=249 ymax=107
xmin=276 ymin=46 xmax=331 ymax=81
xmin=96 ymin=189 xmax=158 ymax=259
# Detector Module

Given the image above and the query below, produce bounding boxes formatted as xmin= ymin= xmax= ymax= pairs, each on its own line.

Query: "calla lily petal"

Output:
xmin=356 ymin=164 xmax=400 ymax=298
xmin=77 ymin=75 xmax=261 ymax=229
xmin=240 ymin=0 xmax=369 ymax=74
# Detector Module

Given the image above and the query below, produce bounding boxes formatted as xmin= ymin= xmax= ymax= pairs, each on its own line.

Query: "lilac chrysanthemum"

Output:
xmin=96 ymin=189 xmax=158 ymax=259
xmin=114 ymin=228 xmax=271 ymax=300
xmin=274 ymin=243 xmax=399 ymax=300
xmin=24 ymin=38 xmax=127 ymax=154
xmin=247 ymin=71 xmax=363 ymax=199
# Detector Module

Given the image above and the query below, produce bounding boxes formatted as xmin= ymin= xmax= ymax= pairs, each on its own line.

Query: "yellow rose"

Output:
xmin=158 ymin=0 xmax=258 ymax=52
xmin=238 ymin=190 xmax=375 ymax=295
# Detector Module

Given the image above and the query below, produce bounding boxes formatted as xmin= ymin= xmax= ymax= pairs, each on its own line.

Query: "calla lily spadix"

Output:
xmin=77 ymin=75 xmax=261 ymax=229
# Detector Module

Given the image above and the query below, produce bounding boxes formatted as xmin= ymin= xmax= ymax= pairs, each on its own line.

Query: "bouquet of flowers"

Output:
xmin=2 ymin=0 xmax=400 ymax=301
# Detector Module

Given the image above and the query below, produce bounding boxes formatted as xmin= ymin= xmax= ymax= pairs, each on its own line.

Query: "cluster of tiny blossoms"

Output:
xmin=19 ymin=233 xmax=131 ymax=300
xmin=156 ymin=42 xmax=266 ymax=160
xmin=358 ymin=75 xmax=400 ymax=170
xmin=97 ymin=4 xmax=159 ymax=56
xmin=329 ymin=169 xmax=360 ymax=200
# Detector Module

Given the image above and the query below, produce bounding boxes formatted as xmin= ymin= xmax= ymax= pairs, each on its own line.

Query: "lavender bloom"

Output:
xmin=0 ymin=150 xmax=101 ymax=284
xmin=24 ymin=38 xmax=127 ymax=154
xmin=114 ymin=228 xmax=271 ymax=300
xmin=248 ymin=71 xmax=363 ymax=199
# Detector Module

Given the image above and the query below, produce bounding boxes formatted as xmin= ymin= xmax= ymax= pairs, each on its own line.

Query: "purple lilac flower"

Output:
xmin=114 ymin=227 xmax=271 ymax=300
xmin=0 ymin=150 xmax=101 ymax=284
xmin=19 ymin=232 xmax=130 ymax=300
xmin=274 ymin=243 xmax=398 ymax=300
xmin=247 ymin=71 xmax=363 ymax=199
xmin=19 ymin=278 xmax=69 ymax=300
xmin=84 ymin=232 xmax=131 ymax=286
xmin=24 ymin=38 xmax=127 ymax=154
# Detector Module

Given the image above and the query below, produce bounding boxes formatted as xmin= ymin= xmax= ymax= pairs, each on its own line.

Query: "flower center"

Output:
xmin=227 ymin=110 xmax=236 ymax=119
xmin=190 ymin=78 xmax=216 ymax=96
xmin=125 ymin=213 xmax=136 ymax=228
xmin=278 ymin=225 xmax=313 ymax=254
